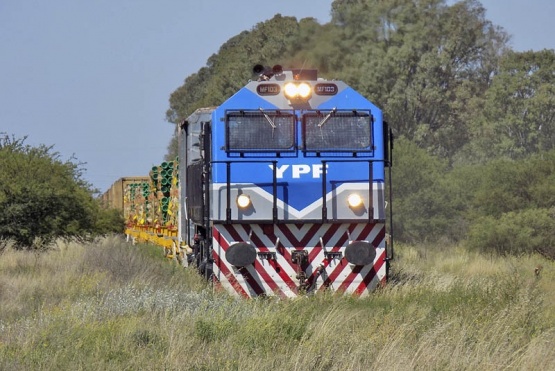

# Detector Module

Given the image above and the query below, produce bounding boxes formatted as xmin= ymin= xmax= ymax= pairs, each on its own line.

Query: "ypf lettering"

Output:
xmin=271 ymin=164 xmax=327 ymax=179
xmin=292 ymin=165 xmax=311 ymax=178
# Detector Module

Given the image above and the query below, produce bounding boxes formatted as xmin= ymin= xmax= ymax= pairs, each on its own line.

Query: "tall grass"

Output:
xmin=1 ymin=237 xmax=553 ymax=370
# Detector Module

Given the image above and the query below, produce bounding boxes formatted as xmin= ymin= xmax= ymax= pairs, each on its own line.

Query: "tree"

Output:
xmin=465 ymin=49 xmax=555 ymax=161
xmin=166 ymin=14 xmax=305 ymax=125
xmin=467 ymin=208 xmax=555 ymax=258
xmin=160 ymin=0 xmax=555 ymax=255
xmin=0 ymin=135 xmax=122 ymax=249
xmin=464 ymin=150 xmax=555 ymax=217
xmin=329 ymin=0 xmax=509 ymax=158
xmin=166 ymin=1 xmax=511 ymax=161
xmin=164 ymin=128 xmax=178 ymax=161
xmin=391 ymin=137 xmax=457 ymax=243
xmin=459 ymin=150 xmax=555 ymax=258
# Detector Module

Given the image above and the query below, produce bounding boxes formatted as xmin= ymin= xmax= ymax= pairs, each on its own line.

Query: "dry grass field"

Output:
xmin=1 ymin=236 xmax=553 ymax=370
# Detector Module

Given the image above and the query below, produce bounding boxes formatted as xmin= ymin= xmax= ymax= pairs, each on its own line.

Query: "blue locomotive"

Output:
xmin=178 ymin=65 xmax=393 ymax=297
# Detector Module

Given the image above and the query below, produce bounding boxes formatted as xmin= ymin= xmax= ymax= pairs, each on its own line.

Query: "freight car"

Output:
xmin=119 ymin=65 xmax=394 ymax=298
xmin=104 ymin=169 xmax=182 ymax=258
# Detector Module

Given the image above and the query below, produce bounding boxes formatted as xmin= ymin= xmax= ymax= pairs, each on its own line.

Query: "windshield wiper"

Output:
xmin=259 ymin=108 xmax=276 ymax=129
xmin=318 ymin=108 xmax=337 ymax=127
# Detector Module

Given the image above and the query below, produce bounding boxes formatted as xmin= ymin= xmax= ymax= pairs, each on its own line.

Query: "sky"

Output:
xmin=1 ymin=0 xmax=554 ymax=194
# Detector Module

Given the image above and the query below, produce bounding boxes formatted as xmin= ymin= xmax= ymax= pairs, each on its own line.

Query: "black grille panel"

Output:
xmin=303 ymin=111 xmax=372 ymax=151
xmin=227 ymin=111 xmax=295 ymax=151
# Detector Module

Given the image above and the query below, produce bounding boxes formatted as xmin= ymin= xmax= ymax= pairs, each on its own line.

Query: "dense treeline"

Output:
xmin=0 ymin=135 xmax=123 ymax=250
xmin=394 ymin=139 xmax=555 ymax=259
xmin=165 ymin=0 xmax=555 ymax=258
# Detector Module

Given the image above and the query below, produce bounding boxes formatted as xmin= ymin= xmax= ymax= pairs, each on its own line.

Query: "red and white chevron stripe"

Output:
xmin=212 ymin=223 xmax=386 ymax=298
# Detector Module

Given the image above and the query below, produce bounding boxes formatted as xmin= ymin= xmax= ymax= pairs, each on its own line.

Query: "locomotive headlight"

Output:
xmin=347 ymin=193 xmax=363 ymax=208
xmin=284 ymin=82 xmax=299 ymax=98
xmin=284 ymin=82 xmax=312 ymax=99
xmin=298 ymin=82 xmax=311 ymax=98
xmin=236 ymin=194 xmax=251 ymax=209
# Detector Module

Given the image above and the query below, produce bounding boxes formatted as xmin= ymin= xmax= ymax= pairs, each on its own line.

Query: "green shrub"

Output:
xmin=392 ymin=137 xmax=458 ymax=243
xmin=467 ymin=208 xmax=555 ymax=258
xmin=0 ymin=135 xmax=119 ymax=249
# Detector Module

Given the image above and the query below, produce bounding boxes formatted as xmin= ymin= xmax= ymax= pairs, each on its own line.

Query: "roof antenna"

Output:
xmin=293 ymin=58 xmax=308 ymax=80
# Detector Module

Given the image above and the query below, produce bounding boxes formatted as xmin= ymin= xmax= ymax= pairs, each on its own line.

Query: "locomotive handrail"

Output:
xmin=211 ymin=160 xmax=278 ymax=224
xmin=321 ymin=159 xmax=387 ymax=223
xmin=212 ymin=158 xmax=387 ymax=224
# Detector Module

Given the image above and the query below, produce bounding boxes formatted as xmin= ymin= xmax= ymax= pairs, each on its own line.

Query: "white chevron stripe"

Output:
xmin=213 ymin=223 xmax=386 ymax=298
xmin=212 ymin=182 xmax=383 ymax=218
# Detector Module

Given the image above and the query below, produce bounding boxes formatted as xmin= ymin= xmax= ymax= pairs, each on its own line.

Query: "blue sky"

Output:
xmin=1 ymin=0 xmax=554 ymax=193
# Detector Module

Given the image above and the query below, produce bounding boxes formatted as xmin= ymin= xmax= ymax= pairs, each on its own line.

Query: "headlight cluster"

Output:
xmin=284 ymin=82 xmax=312 ymax=99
